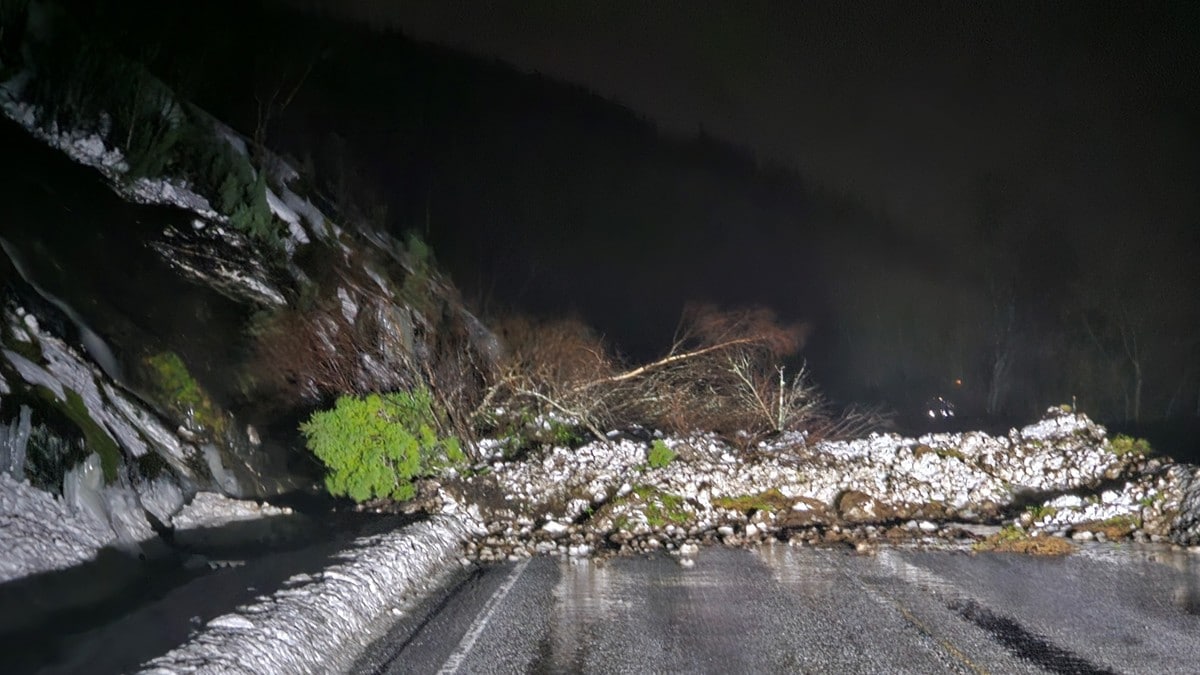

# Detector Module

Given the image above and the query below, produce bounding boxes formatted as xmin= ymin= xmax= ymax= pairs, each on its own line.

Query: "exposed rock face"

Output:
xmin=0 ymin=79 xmax=499 ymax=583
xmin=1167 ymin=467 xmax=1200 ymax=545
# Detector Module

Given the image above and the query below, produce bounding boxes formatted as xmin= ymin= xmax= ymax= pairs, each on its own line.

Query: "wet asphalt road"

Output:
xmin=354 ymin=544 xmax=1200 ymax=674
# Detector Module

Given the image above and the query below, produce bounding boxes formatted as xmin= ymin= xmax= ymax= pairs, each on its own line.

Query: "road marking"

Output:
xmin=439 ymin=559 xmax=530 ymax=674
xmin=890 ymin=597 xmax=989 ymax=675
xmin=866 ymin=552 xmax=990 ymax=675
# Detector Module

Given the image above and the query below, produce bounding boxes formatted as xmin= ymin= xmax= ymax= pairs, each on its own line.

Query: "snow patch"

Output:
xmin=171 ymin=491 xmax=293 ymax=531
xmin=282 ymin=188 xmax=333 ymax=239
xmin=139 ymin=511 xmax=482 ymax=674
xmin=337 ymin=287 xmax=359 ymax=323
xmin=0 ymin=473 xmax=107 ymax=581
xmin=0 ymin=470 xmax=154 ymax=583
xmin=266 ymin=187 xmax=310 ymax=246
xmin=3 ymin=349 xmax=63 ymax=399
xmin=1 ymin=80 xmax=219 ymax=219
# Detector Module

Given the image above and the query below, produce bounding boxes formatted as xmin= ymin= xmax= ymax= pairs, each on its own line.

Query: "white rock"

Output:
xmin=1051 ymin=495 xmax=1084 ymax=509
xmin=208 ymin=614 xmax=256 ymax=631
xmin=542 ymin=521 xmax=569 ymax=536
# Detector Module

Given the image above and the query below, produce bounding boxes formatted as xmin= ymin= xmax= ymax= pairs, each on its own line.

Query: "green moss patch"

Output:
xmin=56 ymin=388 xmax=121 ymax=482
xmin=1107 ymin=435 xmax=1152 ymax=458
xmin=142 ymin=351 xmax=225 ymax=435
xmin=618 ymin=485 xmax=692 ymax=529
xmin=713 ymin=488 xmax=792 ymax=514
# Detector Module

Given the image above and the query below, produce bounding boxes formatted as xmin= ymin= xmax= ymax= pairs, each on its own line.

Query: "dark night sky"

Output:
xmin=261 ymin=1 xmax=1200 ymax=425
xmin=290 ymin=1 xmax=1200 ymax=257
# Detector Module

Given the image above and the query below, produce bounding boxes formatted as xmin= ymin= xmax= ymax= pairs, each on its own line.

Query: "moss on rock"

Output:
xmin=713 ymin=488 xmax=792 ymax=514
xmin=973 ymin=526 xmax=1075 ymax=556
xmin=142 ymin=351 xmax=226 ymax=436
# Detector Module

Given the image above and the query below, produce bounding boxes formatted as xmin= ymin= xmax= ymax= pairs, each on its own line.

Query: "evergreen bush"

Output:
xmin=21 ymin=14 xmax=282 ymax=242
xmin=300 ymin=389 xmax=464 ymax=502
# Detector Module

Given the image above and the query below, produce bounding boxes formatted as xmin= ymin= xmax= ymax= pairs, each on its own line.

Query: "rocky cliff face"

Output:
xmin=0 ymin=80 xmax=495 ymax=578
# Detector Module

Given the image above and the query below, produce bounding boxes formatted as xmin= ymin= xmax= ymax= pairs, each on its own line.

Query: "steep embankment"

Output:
xmin=0 ymin=35 xmax=494 ymax=587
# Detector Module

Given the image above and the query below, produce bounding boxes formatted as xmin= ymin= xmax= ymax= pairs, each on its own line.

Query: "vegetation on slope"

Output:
xmin=300 ymin=389 xmax=464 ymax=502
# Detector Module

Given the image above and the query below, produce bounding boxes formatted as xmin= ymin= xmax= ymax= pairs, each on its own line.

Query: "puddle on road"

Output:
xmin=760 ymin=542 xmax=1200 ymax=672
xmin=1076 ymin=543 xmax=1200 ymax=615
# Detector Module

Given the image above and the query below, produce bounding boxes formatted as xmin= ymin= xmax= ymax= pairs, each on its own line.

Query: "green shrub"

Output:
xmin=177 ymin=116 xmax=278 ymax=241
xmin=300 ymin=389 xmax=463 ymax=502
xmin=548 ymin=418 xmax=583 ymax=447
xmin=25 ymin=34 xmax=182 ymax=178
xmin=1108 ymin=434 xmax=1152 ymax=458
xmin=647 ymin=439 xmax=676 ymax=469
xmin=226 ymin=171 xmax=274 ymax=240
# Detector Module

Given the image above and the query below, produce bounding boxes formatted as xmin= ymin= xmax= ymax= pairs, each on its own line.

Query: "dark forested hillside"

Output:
xmin=38 ymin=0 xmax=1200 ymax=438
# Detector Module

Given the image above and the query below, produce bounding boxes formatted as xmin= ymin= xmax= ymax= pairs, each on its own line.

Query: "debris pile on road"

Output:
xmin=439 ymin=407 xmax=1195 ymax=561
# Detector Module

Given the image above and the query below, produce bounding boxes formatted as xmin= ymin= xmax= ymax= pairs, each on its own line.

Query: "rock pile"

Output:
xmin=440 ymin=408 xmax=1195 ymax=562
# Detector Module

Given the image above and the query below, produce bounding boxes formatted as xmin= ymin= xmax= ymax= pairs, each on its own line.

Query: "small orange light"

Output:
xmin=954 ymin=379 xmax=963 ymax=387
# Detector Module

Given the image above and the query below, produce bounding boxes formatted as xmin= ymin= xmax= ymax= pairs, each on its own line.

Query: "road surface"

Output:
xmin=355 ymin=543 xmax=1200 ymax=674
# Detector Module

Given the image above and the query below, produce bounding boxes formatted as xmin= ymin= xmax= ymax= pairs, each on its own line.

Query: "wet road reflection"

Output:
xmin=358 ymin=543 xmax=1200 ymax=674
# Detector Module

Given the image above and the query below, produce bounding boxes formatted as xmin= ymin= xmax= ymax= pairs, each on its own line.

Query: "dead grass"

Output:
xmin=913 ymin=444 xmax=966 ymax=461
xmin=1073 ymin=515 xmax=1140 ymax=540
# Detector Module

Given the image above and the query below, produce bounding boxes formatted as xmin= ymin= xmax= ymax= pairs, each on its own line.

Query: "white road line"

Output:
xmin=438 ymin=559 xmax=530 ymax=674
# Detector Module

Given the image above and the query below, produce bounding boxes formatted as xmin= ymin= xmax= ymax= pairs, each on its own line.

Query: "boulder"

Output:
xmin=1168 ymin=467 xmax=1200 ymax=545
xmin=836 ymin=490 xmax=892 ymax=523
